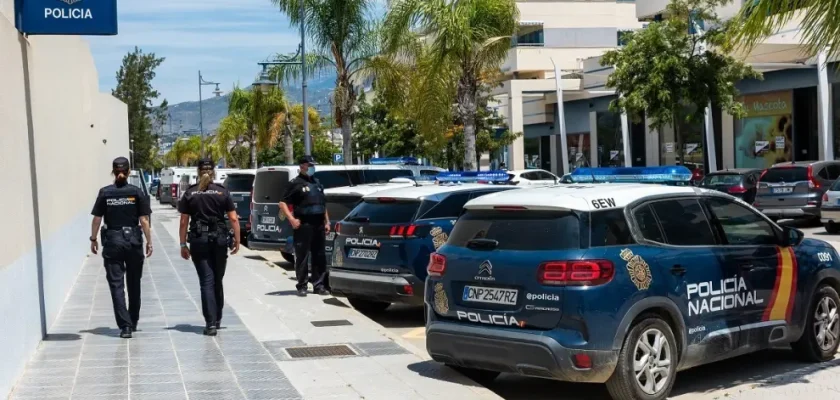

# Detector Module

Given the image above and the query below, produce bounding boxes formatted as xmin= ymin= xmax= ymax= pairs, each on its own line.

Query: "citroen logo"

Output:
xmin=59 ymin=0 xmax=82 ymax=4
xmin=478 ymin=260 xmax=492 ymax=276
xmin=263 ymin=205 xmax=268 ymax=212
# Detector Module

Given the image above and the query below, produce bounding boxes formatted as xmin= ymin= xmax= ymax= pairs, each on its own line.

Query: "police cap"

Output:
xmin=297 ymin=155 xmax=316 ymax=165
xmin=197 ymin=159 xmax=215 ymax=169
xmin=112 ymin=157 xmax=130 ymax=170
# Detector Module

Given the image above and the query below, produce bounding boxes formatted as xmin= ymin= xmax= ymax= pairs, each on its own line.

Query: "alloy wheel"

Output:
xmin=814 ymin=296 xmax=840 ymax=351
xmin=633 ymin=328 xmax=671 ymax=395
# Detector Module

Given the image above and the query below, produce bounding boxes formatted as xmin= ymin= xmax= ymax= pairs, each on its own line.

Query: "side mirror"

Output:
xmin=782 ymin=226 xmax=804 ymax=247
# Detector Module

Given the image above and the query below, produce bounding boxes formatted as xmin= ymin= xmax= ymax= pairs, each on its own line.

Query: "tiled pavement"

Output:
xmin=9 ymin=206 xmax=501 ymax=400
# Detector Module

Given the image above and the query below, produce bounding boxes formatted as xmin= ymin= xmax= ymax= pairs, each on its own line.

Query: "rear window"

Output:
xmin=326 ymin=195 xmax=362 ymax=222
xmin=363 ymin=169 xmax=413 ymax=183
xmin=345 ymin=200 xmax=421 ymax=224
xmin=315 ymin=170 xmax=359 ymax=189
xmin=590 ymin=209 xmax=634 ymax=247
xmin=761 ymin=167 xmax=808 ymax=183
xmin=831 ymin=179 xmax=840 ymax=191
xmin=253 ymin=170 xmax=290 ymax=203
xmin=702 ymin=174 xmax=742 ymax=186
xmin=448 ymin=210 xmax=581 ymax=250
xmin=225 ymin=175 xmax=255 ymax=192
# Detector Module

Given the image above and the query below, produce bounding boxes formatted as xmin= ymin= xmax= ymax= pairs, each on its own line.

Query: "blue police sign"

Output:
xmin=15 ymin=0 xmax=118 ymax=35
xmin=333 ymin=153 xmax=344 ymax=163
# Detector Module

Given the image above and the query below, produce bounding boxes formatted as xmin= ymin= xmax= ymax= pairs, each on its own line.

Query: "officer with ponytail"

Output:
xmin=178 ymin=159 xmax=240 ymax=336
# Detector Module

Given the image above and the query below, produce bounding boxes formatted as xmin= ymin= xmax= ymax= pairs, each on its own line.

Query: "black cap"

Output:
xmin=112 ymin=157 xmax=130 ymax=170
xmin=197 ymin=159 xmax=214 ymax=169
xmin=297 ymin=155 xmax=316 ymax=165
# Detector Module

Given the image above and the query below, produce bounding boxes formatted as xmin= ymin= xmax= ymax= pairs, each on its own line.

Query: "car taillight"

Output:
xmin=389 ymin=224 xmax=418 ymax=238
xmin=336 ymin=222 xmax=342 ymax=234
xmin=427 ymin=253 xmax=447 ymax=277
xmin=537 ymin=260 xmax=614 ymax=286
xmin=728 ymin=185 xmax=747 ymax=194
xmin=807 ymin=165 xmax=821 ymax=189
xmin=250 ymin=189 xmax=254 ymax=211
xmin=824 ymin=193 xmax=829 ymax=202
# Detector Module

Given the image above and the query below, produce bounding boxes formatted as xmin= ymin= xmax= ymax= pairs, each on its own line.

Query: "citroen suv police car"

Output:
xmin=332 ymin=171 xmax=519 ymax=313
xmin=425 ymin=166 xmax=840 ymax=400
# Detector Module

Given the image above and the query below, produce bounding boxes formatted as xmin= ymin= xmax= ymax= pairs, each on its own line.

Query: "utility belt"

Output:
xmin=189 ymin=219 xmax=235 ymax=250
xmin=101 ymin=226 xmax=142 ymax=247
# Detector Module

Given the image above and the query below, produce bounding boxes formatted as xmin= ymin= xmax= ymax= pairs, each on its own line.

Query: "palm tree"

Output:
xmin=272 ymin=103 xmax=323 ymax=164
xmin=267 ymin=0 xmax=391 ymax=164
xmin=383 ymin=0 xmax=519 ymax=171
xmin=227 ymin=85 xmax=289 ymax=167
xmin=165 ymin=136 xmax=201 ymax=166
xmin=730 ymin=1 xmax=837 ymax=58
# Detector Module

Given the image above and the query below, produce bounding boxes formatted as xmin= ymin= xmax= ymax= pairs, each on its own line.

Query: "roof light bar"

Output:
xmin=569 ymin=166 xmax=692 ymax=184
xmin=435 ymin=171 xmax=511 ymax=184
xmin=369 ymin=157 xmax=420 ymax=165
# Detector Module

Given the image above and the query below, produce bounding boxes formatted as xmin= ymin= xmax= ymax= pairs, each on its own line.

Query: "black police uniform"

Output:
xmin=178 ymin=182 xmax=235 ymax=329
xmin=283 ymin=171 xmax=328 ymax=292
xmin=91 ymin=179 xmax=151 ymax=331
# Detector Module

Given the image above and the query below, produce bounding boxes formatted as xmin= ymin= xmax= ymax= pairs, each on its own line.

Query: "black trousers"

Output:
xmin=102 ymin=241 xmax=144 ymax=330
xmin=293 ymin=221 xmax=327 ymax=291
xmin=190 ymin=240 xmax=228 ymax=327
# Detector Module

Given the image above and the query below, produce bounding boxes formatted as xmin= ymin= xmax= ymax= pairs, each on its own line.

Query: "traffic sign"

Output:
xmin=333 ymin=153 xmax=344 ymax=163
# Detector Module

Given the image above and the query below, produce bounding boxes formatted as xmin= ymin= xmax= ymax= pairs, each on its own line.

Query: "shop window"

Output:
xmin=596 ymin=112 xmax=624 ymax=167
xmin=734 ymin=90 xmax=793 ymax=168
xmin=524 ymin=137 xmax=540 ymax=169
xmin=832 ymin=83 xmax=840 ymax=159
xmin=567 ymin=133 xmax=591 ymax=171
xmin=659 ymin=105 xmax=704 ymax=168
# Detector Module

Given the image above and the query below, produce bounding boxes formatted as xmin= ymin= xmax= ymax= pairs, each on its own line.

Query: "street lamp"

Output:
xmin=198 ymin=71 xmax=222 ymax=158
xmin=130 ymin=139 xmax=135 ymax=168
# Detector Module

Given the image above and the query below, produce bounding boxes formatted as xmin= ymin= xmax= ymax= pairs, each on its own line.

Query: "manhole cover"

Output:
xmin=311 ymin=319 xmax=352 ymax=327
xmin=285 ymin=344 xmax=357 ymax=359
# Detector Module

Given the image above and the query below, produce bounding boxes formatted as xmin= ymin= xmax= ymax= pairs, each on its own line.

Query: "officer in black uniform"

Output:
xmin=90 ymin=157 xmax=153 ymax=339
xmin=279 ymin=155 xmax=331 ymax=297
xmin=178 ymin=159 xmax=240 ymax=336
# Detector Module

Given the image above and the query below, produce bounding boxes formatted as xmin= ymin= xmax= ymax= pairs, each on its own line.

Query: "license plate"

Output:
xmin=772 ymin=187 xmax=793 ymax=194
xmin=232 ymin=195 xmax=244 ymax=201
xmin=462 ymin=286 xmax=518 ymax=306
xmin=261 ymin=216 xmax=275 ymax=224
xmin=326 ymin=232 xmax=335 ymax=241
xmin=348 ymin=248 xmax=378 ymax=260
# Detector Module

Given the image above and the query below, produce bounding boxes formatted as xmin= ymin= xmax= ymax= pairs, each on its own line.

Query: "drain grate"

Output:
xmin=286 ymin=344 xmax=357 ymax=359
xmin=311 ymin=319 xmax=353 ymax=327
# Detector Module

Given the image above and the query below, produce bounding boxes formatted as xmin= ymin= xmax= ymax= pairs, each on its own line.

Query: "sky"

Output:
xmin=86 ymin=0 xmax=386 ymax=105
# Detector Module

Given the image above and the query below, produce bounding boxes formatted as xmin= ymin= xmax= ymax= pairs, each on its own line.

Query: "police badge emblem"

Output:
xmin=430 ymin=226 xmax=448 ymax=250
xmin=433 ymin=282 xmax=449 ymax=313
xmin=620 ymin=248 xmax=652 ymax=290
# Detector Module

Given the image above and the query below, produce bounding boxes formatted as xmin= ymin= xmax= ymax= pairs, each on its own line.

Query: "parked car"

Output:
xmin=821 ymin=178 xmax=840 ymax=233
xmin=754 ymin=160 xmax=840 ymax=221
xmin=506 ymin=169 xmax=559 ymax=186
xmin=698 ymin=168 xmax=762 ymax=204
xmin=149 ymin=178 xmax=160 ymax=199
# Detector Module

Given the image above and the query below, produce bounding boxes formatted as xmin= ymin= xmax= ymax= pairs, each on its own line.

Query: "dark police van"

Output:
xmin=425 ymin=167 xmax=840 ymax=400
xmin=223 ymin=170 xmax=256 ymax=244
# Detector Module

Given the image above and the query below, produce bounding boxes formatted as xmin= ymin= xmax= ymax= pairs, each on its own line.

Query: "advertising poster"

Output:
xmin=735 ymin=91 xmax=793 ymax=168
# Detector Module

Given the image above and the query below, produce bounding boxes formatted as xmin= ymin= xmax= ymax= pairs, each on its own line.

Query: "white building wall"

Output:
xmin=0 ymin=2 xmax=128 ymax=396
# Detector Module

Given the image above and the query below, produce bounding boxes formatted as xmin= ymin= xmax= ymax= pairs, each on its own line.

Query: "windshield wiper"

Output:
xmin=466 ymin=239 xmax=498 ymax=250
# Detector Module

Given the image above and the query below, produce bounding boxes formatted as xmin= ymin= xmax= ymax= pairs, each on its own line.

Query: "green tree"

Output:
xmin=165 ymin=136 xmax=201 ymax=167
xmin=730 ymin=1 xmax=838 ymax=58
xmin=227 ymin=85 xmax=290 ymax=168
xmin=600 ymin=0 xmax=760 ymax=165
xmin=267 ymin=0 xmax=393 ymax=164
xmin=353 ymin=92 xmax=428 ymax=160
xmin=112 ymin=47 xmax=167 ymax=171
xmin=384 ymin=0 xmax=519 ymax=171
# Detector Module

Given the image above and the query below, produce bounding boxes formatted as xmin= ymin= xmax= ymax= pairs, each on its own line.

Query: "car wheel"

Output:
xmin=606 ymin=315 xmax=678 ymax=400
xmin=447 ymin=365 xmax=500 ymax=385
xmin=281 ymin=252 xmax=294 ymax=264
xmin=826 ymin=223 xmax=840 ymax=234
xmin=792 ymin=285 xmax=840 ymax=362
xmin=347 ymin=297 xmax=390 ymax=313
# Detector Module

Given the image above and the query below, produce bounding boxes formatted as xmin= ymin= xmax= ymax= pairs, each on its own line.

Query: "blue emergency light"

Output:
xmin=569 ymin=166 xmax=693 ymax=185
xmin=369 ymin=157 xmax=420 ymax=165
xmin=435 ymin=171 xmax=511 ymax=184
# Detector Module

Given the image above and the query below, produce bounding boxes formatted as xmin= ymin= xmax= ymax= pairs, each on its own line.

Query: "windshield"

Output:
xmin=225 ymin=175 xmax=255 ymax=192
xmin=702 ymin=174 xmax=742 ymax=186
xmin=326 ymin=195 xmax=362 ymax=222
xmin=314 ymin=169 xmax=413 ymax=189
xmin=761 ymin=167 xmax=808 ymax=183
xmin=345 ymin=200 xmax=421 ymax=224
xmin=448 ymin=210 xmax=581 ymax=250
xmin=253 ymin=170 xmax=290 ymax=203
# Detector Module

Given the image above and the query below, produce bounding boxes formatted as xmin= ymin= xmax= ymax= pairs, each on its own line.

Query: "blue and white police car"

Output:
xmin=331 ymin=171 xmax=519 ymax=313
xmin=425 ymin=166 xmax=840 ymax=400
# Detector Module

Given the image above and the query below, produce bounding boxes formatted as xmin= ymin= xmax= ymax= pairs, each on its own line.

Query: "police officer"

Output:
xmin=90 ymin=157 xmax=153 ymax=339
xmin=279 ymin=156 xmax=331 ymax=297
xmin=178 ymin=159 xmax=240 ymax=336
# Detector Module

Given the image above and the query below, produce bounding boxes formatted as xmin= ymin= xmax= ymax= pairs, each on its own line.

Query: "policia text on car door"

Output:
xmin=89 ymin=157 xmax=153 ymax=339
xmin=178 ymin=159 xmax=241 ymax=336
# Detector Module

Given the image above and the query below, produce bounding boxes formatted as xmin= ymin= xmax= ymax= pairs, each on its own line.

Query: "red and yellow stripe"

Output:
xmin=762 ymin=246 xmax=798 ymax=323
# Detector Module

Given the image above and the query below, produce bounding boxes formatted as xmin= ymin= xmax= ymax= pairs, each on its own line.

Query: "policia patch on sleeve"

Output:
xmin=620 ymin=248 xmax=652 ymax=291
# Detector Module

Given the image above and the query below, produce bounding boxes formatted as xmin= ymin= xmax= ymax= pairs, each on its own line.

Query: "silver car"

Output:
xmin=754 ymin=160 xmax=840 ymax=221
xmin=821 ymin=179 xmax=840 ymax=233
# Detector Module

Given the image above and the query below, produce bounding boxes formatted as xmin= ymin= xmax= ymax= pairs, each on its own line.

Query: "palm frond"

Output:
xmin=730 ymin=1 xmax=828 ymax=57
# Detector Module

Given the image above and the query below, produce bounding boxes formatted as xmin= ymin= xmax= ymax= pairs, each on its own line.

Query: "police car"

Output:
xmin=331 ymin=171 xmax=519 ymax=313
xmin=424 ymin=166 xmax=840 ymax=400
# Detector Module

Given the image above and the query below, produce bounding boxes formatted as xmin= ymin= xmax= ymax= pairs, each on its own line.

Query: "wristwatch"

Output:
xmin=180 ymin=243 xmax=188 ymax=248
xmin=89 ymin=236 xmax=97 ymax=242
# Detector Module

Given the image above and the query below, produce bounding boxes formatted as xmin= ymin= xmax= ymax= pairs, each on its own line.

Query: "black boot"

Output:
xmin=120 ymin=327 xmax=132 ymax=339
xmin=215 ymin=321 xmax=221 ymax=329
xmin=203 ymin=326 xmax=218 ymax=336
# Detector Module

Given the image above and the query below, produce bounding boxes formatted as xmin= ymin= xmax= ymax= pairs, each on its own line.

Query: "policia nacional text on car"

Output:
xmin=279 ymin=156 xmax=331 ymax=297
xmin=90 ymin=157 xmax=153 ymax=339
xmin=178 ymin=159 xmax=241 ymax=336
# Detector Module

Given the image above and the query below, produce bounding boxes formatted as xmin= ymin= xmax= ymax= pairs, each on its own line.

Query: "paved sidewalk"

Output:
xmin=8 ymin=206 xmax=500 ymax=400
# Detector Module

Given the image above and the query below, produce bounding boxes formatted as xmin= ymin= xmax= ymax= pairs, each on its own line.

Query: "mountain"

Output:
xmin=160 ymin=71 xmax=337 ymax=136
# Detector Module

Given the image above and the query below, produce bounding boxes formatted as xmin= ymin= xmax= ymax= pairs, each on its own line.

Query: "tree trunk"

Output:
xmin=249 ymin=128 xmax=257 ymax=169
xmin=342 ymin=117 xmax=353 ymax=165
xmin=463 ymin=114 xmax=477 ymax=171
xmin=457 ymin=78 xmax=478 ymax=171
xmin=284 ymin=126 xmax=294 ymax=165
xmin=673 ymin=108 xmax=683 ymax=167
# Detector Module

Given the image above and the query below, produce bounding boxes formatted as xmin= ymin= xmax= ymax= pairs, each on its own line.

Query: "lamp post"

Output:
xmin=130 ymin=139 xmax=135 ymax=168
xmin=198 ymin=71 xmax=223 ymax=158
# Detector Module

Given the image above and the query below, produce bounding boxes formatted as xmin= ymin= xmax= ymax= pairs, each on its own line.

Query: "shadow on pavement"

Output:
xmin=359 ymin=304 xmax=424 ymax=329
xmin=406 ymin=361 xmax=486 ymax=389
xmin=323 ymin=298 xmax=350 ymax=308
xmin=266 ymin=290 xmax=302 ymax=297
xmin=243 ymin=255 xmax=264 ymax=261
xmin=79 ymin=327 xmax=121 ymax=337
xmin=44 ymin=333 xmax=82 ymax=341
xmin=165 ymin=324 xmax=205 ymax=335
